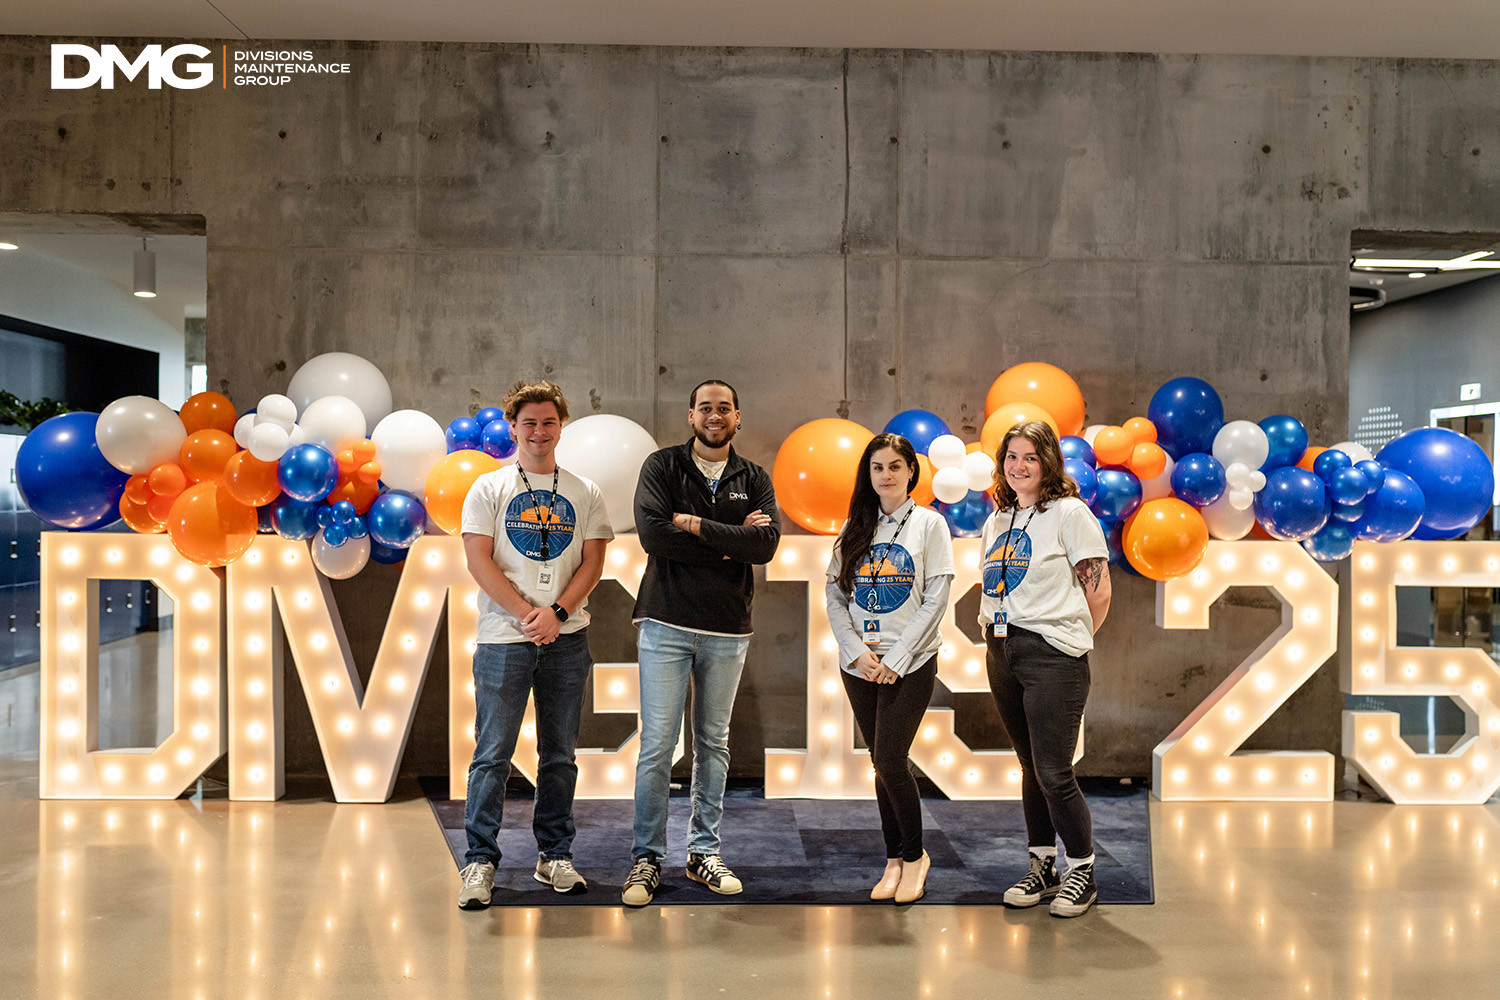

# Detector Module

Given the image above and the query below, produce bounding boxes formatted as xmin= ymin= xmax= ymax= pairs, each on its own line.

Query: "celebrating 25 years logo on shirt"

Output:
xmin=983 ymin=530 xmax=1032 ymax=597
xmin=854 ymin=545 xmax=917 ymax=614
xmin=504 ymin=492 xmax=577 ymax=561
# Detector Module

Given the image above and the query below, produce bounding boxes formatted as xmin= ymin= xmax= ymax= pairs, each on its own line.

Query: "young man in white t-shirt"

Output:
xmin=455 ymin=380 xmax=613 ymax=910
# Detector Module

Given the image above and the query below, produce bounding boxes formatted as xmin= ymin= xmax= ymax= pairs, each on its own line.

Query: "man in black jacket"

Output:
xmin=621 ymin=379 xmax=781 ymax=907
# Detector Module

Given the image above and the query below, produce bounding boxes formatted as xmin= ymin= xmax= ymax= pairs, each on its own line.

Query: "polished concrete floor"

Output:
xmin=2 ymin=649 xmax=1498 ymax=998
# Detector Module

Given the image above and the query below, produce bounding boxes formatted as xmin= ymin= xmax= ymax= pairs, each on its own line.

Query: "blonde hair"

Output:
xmin=501 ymin=379 xmax=569 ymax=423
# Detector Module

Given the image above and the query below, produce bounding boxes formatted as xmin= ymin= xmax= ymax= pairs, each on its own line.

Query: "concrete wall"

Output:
xmin=4 ymin=38 xmax=1499 ymax=784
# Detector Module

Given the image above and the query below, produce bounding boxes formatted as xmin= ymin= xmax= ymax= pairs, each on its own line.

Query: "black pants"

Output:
xmin=841 ymin=655 xmax=937 ymax=863
xmin=986 ymin=625 xmax=1093 ymax=859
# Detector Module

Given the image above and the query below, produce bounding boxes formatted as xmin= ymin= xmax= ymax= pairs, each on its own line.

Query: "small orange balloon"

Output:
xmin=425 ymin=449 xmax=503 ymax=535
xmin=146 ymin=491 xmax=176 ymax=522
xmin=178 ymin=391 xmax=239 ymax=435
xmin=1128 ymin=441 xmax=1168 ymax=480
xmin=336 ymin=449 xmax=359 ymax=477
xmin=119 ymin=494 xmax=164 ymax=534
xmin=165 ymin=482 xmax=258 ymax=567
xmin=223 ymin=450 xmax=282 ymax=507
xmin=984 ymin=362 xmax=1086 ymax=438
xmin=328 ymin=476 xmax=381 ymax=514
xmin=1122 ymin=498 xmax=1209 ymax=581
xmin=1092 ymin=426 xmax=1135 ymax=467
xmin=911 ymin=454 xmax=937 ymax=508
xmin=149 ymin=462 xmax=187 ymax=498
xmin=1296 ymin=446 xmax=1325 ymax=472
xmin=1122 ymin=416 xmax=1158 ymax=446
xmin=356 ymin=460 xmax=382 ymax=485
xmin=124 ymin=474 xmax=152 ymax=505
xmin=180 ymin=430 xmax=239 ymax=483
xmin=351 ymin=439 xmax=377 ymax=465
xmin=772 ymin=418 xmax=877 ymax=535
xmin=979 ymin=402 xmax=1059 ymax=461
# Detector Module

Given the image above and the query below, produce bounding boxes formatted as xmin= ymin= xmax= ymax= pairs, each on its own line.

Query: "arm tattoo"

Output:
xmin=1075 ymin=558 xmax=1105 ymax=593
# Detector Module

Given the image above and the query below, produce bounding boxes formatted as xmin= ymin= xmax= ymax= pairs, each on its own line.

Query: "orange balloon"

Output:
xmin=425 ymin=449 xmax=502 ymax=535
xmin=149 ymin=462 xmax=187 ymax=498
xmin=328 ymin=476 xmax=380 ymax=514
xmin=1092 ymin=426 xmax=1135 ymax=467
xmin=165 ymin=482 xmax=258 ymax=567
xmin=1128 ymin=441 xmax=1168 ymax=480
xmin=979 ymin=402 xmax=1059 ymax=461
xmin=1122 ymin=416 xmax=1158 ymax=446
xmin=772 ymin=418 xmax=877 ymax=535
xmin=1296 ymin=446 xmax=1325 ymax=472
xmin=124 ymin=474 xmax=152 ymax=505
xmin=119 ymin=495 xmax=165 ymax=534
xmin=223 ymin=450 xmax=282 ymax=507
xmin=351 ymin=439 xmax=377 ymax=465
xmin=356 ymin=460 xmax=382 ymax=485
xmin=146 ymin=491 xmax=176 ymax=522
xmin=965 ymin=441 xmax=984 ymax=455
xmin=1122 ymin=498 xmax=1209 ymax=581
xmin=336 ymin=449 xmax=359 ymax=477
xmin=911 ymin=454 xmax=937 ymax=508
xmin=178 ymin=391 xmax=238 ymax=435
xmin=179 ymin=430 xmax=238 ymax=483
xmin=984 ymin=363 xmax=1086 ymax=438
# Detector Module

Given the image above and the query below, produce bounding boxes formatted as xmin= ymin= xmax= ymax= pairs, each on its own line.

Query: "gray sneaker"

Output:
xmin=534 ymin=856 xmax=588 ymax=894
xmin=458 ymin=861 xmax=495 ymax=910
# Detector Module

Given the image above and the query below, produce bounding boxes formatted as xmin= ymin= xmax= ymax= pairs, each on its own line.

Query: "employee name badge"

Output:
xmin=993 ymin=609 xmax=1008 ymax=638
xmin=862 ymin=619 xmax=881 ymax=645
xmin=535 ymin=562 xmax=558 ymax=597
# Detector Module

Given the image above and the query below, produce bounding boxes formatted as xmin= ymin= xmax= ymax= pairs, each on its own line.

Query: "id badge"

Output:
xmin=535 ymin=562 xmax=557 ymax=596
xmin=862 ymin=620 xmax=881 ymax=646
xmin=993 ymin=610 xmax=1008 ymax=638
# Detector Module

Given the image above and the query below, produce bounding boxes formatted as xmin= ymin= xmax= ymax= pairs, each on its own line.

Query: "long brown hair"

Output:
xmin=991 ymin=420 xmax=1080 ymax=513
xmin=835 ymin=433 xmax=921 ymax=594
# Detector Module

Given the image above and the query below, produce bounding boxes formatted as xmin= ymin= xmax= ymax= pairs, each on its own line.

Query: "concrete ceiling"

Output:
xmin=5 ymin=0 xmax=1500 ymax=59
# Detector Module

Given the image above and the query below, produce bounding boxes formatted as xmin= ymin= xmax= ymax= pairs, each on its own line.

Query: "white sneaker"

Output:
xmin=534 ymin=856 xmax=588 ymax=894
xmin=458 ymin=861 xmax=495 ymax=910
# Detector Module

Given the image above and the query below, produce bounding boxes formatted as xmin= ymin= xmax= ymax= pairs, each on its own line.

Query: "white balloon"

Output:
xmin=288 ymin=423 xmax=309 ymax=447
xmin=233 ymin=413 xmax=256 ymax=449
xmin=927 ymin=435 xmax=967 ymax=471
xmin=1082 ymin=424 xmax=1105 ymax=446
xmin=1331 ymin=440 xmax=1374 ymax=464
xmin=311 ymin=530 xmax=371 ymax=580
xmin=1228 ymin=487 xmax=1255 ymax=510
xmin=1248 ymin=470 xmax=1266 ymax=491
xmin=297 ymin=395 xmax=367 ymax=454
xmin=371 ymin=409 xmax=447 ymax=495
xmin=932 ymin=467 xmax=970 ymax=504
xmin=553 ymin=414 xmax=659 ymax=533
xmin=1224 ymin=461 xmax=1253 ymax=490
xmin=95 ymin=396 xmax=187 ymax=474
xmin=1212 ymin=420 xmax=1270 ymax=471
xmin=961 ymin=451 xmax=997 ymax=493
xmin=1140 ymin=453 xmax=1176 ymax=501
xmin=285 ymin=352 xmax=393 ymax=434
xmin=1202 ymin=494 xmax=1255 ymax=540
xmin=255 ymin=393 xmax=298 ymax=430
xmin=247 ymin=422 xmax=291 ymax=462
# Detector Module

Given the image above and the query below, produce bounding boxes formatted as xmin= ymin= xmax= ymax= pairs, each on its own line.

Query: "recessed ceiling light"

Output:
xmin=1407 ymin=272 xmax=1427 ymax=279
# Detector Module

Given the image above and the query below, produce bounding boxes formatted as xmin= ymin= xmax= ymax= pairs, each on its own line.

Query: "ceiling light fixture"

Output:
xmin=1353 ymin=251 xmax=1499 ymax=271
xmin=0 ymin=241 xmax=18 ymax=251
xmin=133 ymin=238 xmax=156 ymax=298
xmin=1407 ymin=272 xmax=1427 ymax=279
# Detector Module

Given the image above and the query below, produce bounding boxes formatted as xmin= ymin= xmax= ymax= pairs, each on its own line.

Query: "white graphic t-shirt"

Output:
xmin=826 ymin=499 xmax=955 ymax=676
xmin=461 ymin=465 xmax=614 ymax=644
xmin=978 ymin=496 xmax=1107 ymax=657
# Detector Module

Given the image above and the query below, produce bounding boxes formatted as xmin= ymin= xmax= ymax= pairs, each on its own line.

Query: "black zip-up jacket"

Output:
xmin=631 ymin=440 xmax=782 ymax=635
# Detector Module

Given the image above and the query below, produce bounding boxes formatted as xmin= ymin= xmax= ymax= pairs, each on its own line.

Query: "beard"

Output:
xmin=693 ymin=423 xmax=738 ymax=450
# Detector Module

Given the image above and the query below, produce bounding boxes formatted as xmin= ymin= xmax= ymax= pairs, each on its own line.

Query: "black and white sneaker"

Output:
xmin=685 ymin=853 xmax=743 ymax=895
xmin=622 ymin=855 xmax=661 ymax=907
xmin=1049 ymin=862 xmax=1097 ymax=918
xmin=1003 ymin=851 xmax=1061 ymax=908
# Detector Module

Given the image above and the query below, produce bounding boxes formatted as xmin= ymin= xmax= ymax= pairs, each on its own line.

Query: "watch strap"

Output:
xmin=550 ymin=602 xmax=569 ymax=622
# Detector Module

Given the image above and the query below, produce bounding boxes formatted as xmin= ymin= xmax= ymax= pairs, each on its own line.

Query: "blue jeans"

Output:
xmin=631 ymin=619 xmax=750 ymax=860
xmin=463 ymin=630 xmax=592 ymax=865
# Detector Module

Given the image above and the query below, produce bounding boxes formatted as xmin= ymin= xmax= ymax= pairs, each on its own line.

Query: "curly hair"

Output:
xmin=501 ymin=379 xmax=570 ymax=423
xmin=991 ymin=420 xmax=1081 ymax=512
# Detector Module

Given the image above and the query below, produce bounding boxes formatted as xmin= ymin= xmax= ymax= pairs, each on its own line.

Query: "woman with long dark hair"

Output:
xmin=825 ymin=433 xmax=955 ymax=903
xmin=981 ymin=420 xmax=1111 ymax=918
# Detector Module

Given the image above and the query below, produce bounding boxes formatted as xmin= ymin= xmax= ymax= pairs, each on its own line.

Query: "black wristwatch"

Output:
xmin=550 ymin=602 xmax=569 ymax=622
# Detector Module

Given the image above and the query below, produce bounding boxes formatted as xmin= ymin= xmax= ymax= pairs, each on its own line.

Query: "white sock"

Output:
xmin=1029 ymin=845 xmax=1058 ymax=859
xmin=1065 ymin=852 xmax=1095 ymax=871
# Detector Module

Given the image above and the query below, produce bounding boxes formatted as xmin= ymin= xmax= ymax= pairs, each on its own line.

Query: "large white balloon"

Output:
xmin=961 ymin=451 xmax=997 ymax=493
xmin=286 ymin=353 xmax=393 ymax=434
xmin=247 ymin=422 xmax=291 ymax=462
xmin=1331 ymin=440 xmax=1374 ymax=464
xmin=1202 ymin=493 xmax=1255 ymax=539
xmin=932 ymin=467 xmax=970 ymax=504
xmin=297 ymin=395 xmax=367 ymax=454
xmin=553 ymin=414 xmax=659 ymax=533
xmin=371 ymin=409 xmax=447 ymax=495
xmin=311 ymin=530 xmax=371 ymax=580
xmin=1212 ymin=420 xmax=1270 ymax=471
xmin=927 ymin=435 xmax=967 ymax=471
xmin=1140 ymin=453 xmax=1176 ymax=501
xmin=95 ymin=396 xmax=187 ymax=474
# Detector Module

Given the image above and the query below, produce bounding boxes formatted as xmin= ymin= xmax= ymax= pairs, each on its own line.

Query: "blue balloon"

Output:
xmin=277 ymin=444 xmax=339 ymax=503
xmin=1332 ymin=498 xmax=1365 ymax=522
xmin=331 ymin=500 xmax=357 ymax=524
xmin=368 ymin=539 xmax=408 ymax=564
xmin=1090 ymin=468 xmax=1143 ymax=521
xmin=1355 ymin=460 xmax=1385 ymax=495
xmin=270 ymin=496 xmax=320 ymax=541
xmin=1350 ymin=469 xmax=1425 ymax=542
xmin=322 ymin=522 xmax=349 ymax=547
xmin=346 ymin=516 xmax=369 ymax=540
xmin=15 ymin=412 xmax=129 ymax=530
xmin=481 ymin=418 xmax=517 ymax=460
xmin=1377 ymin=427 xmax=1495 ymax=537
xmin=446 ymin=417 xmax=483 ymax=453
xmin=316 ymin=505 xmax=336 ymax=528
xmin=1328 ymin=467 xmax=1370 ymax=506
xmin=1147 ymin=377 xmax=1224 ymax=459
xmin=1258 ymin=415 xmax=1309 ymax=472
xmin=1100 ymin=518 xmax=1126 ymax=565
xmin=883 ymin=410 xmax=952 ymax=455
xmin=1312 ymin=448 xmax=1352 ymax=483
xmin=1170 ymin=452 xmax=1227 ymax=507
xmin=1059 ymin=436 xmax=1096 ymax=467
xmin=1302 ymin=521 xmax=1355 ymax=563
xmin=257 ymin=503 xmax=276 ymax=533
xmin=1064 ymin=459 xmax=1098 ymax=506
xmin=367 ymin=491 xmax=427 ymax=549
xmin=474 ymin=407 xmax=503 ymax=428
xmin=1253 ymin=467 xmax=1330 ymax=541
xmin=934 ymin=490 xmax=995 ymax=538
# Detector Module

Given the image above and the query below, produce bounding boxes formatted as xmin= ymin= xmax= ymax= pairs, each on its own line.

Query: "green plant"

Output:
xmin=0 ymin=391 xmax=70 ymax=431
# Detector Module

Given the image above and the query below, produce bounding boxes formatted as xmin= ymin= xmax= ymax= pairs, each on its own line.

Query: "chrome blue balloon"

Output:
xmin=1355 ymin=460 xmax=1385 ymax=495
xmin=316 ymin=505 xmax=336 ymax=528
xmin=1350 ymin=469 xmax=1425 ymax=542
xmin=1059 ymin=436 xmax=1096 ymax=467
xmin=270 ymin=496 xmax=320 ymax=541
xmin=331 ymin=500 xmax=357 ymax=524
xmin=367 ymin=491 xmax=427 ymax=549
xmin=1328 ymin=467 xmax=1370 ymax=506
xmin=15 ymin=412 xmax=128 ymax=530
xmin=1252 ymin=467 xmax=1329 ymax=541
xmin=1332 ymin=498 xmax=1365 ymax=522
xmin=1064 ymin=458 xmax=1098 ymax=506
xmin=1377 ymin=427 xmax=1494 ymax=537
xmin=1170 ymin=452 xmax=1227 ymax=508
xmin=322 ymin=522 xmax=349 ymax=547
xmin=1147 ymin=377 xmax=1224 ymax=459
xmin=1312 ymin=448 xmax=1352 ymax=483
xmin=346 ymin=516 xmax=368 ymax=540
xmin=446 ymin=417 xmax=482 ymax=453
xmin=368 ymin=539 xmax=408 ymax=564
xmin=1302 ymin=521 xmax=1354 ymax=563
xmin=481 ymin=418 xmax=517 ymax=460
xmin=1258 ymin=415 xmax=1309 ymax=472
xmin=1090 ymin=468 xmax=1143 ymax=521
xmin=883 ymin=410 xmax=951 ymax=456
xmin=1099 ymin=517 xmax=1126 ymax=565
xmin=933 ymin=489 xmax=995 ymax=538
xmin=474 ymin=407 xmax=503 ymax=428
xmin=257 ymin=503 xmax=276 ymax=533
xmin=277 ymin=444 xmax=339 ymax=503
